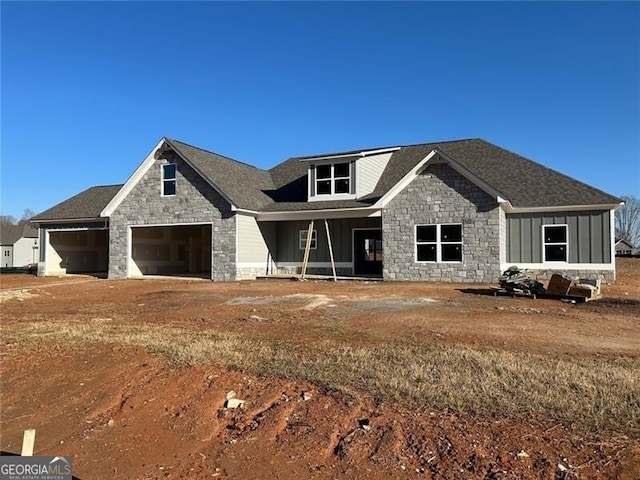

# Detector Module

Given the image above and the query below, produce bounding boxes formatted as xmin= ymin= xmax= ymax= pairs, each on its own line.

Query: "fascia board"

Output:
xmin=100 ymin=138 xmax=166 ymax=217
xmin=256 ymin=207 xmax=381 ymax=222
xmin=434 ymin=150 xmax=509 ymax=203
xmin=503 ymin=202 xmax=624 ymax=214
xmin=31 ymin=217 xmax=107 ymax=224
xmin=298 ymin=147 xmax=401 ymax=163
xmin=374 ymin=150 xmax=439 ymax=208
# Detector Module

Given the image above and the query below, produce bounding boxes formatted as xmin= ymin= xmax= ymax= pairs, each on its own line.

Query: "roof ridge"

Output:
xmin=166 ymin=137 xmax=267 ymax=172
xmin=287 ymin=137 xmax=481 ymax=161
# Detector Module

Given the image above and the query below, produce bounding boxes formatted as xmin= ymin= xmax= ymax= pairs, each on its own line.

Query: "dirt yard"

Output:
xmin=1 ymin=259 xmax=639 ymax=479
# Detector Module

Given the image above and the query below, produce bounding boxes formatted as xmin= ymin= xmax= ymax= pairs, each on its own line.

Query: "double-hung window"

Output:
xmin=316 ymin=162 xmax=351 ymax=195
xmin=543 ymin=225 xmax=568 ymax=262
xmin=416 ymin=224 xmax=463 ymax=262
xmin=299 ymin=230 xmax=317 ymax=250
xmin=162 ymin=163 xmax=176 ymax=196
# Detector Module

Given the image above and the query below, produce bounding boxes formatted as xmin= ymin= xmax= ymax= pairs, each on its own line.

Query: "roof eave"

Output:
xmin=30 ymin=217 xmax=108 ymax=224
xmin=256 ymin=206 xmax=381 ymax=221
xmin=503 ymin=202 xmax=624 ymax=214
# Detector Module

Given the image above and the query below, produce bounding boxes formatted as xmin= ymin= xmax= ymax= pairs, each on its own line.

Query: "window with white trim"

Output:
xmin=316 ymin=162 xmax=351 ymax=195
xmin=162 ymin=163 xmax=176 ymax=196
xmin=416 ymin=224 xmax=462 ymax=262
xmin=299 ymin=230 xmax=317 ymax=250
xmin=543 ymin=225 xmax=567 ymax=262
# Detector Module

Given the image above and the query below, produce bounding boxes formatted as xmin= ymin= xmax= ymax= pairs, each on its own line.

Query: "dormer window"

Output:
xmin=314 ymin=162 xmax=353 ymax=196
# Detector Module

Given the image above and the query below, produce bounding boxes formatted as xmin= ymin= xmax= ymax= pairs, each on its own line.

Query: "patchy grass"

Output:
xmin=5 ymin=318 xmax=639 ymax=436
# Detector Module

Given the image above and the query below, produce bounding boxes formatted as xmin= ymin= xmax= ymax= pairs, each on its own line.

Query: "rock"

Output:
xmin=107 ymin=419 xmax=115 ymax=427
xmin=358 ymin=418 xmax=371 ymax=430
xmin=225 ymin=398 xmax=246 ymax=409
xmin=302 ymin=391 xmax=312 ymax=401
xmin=517 ymin=450 xmax=530 ymax=458
xmin=226 ymin=390 xmax=237 ymax=401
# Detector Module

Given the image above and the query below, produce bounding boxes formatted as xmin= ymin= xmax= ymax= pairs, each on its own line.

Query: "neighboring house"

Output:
xmin=31 ymin=137 xmax=623 ymax=281
xmin=615 ymin=238 xmax=634 ymax=256
xmin=0 ymin=224 xmax=39 ymax=268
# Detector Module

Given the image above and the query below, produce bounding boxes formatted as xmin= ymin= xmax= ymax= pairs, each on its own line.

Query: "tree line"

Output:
xmin=0 ymin=209 xmax=36 ymax=228
xmin=615 ymin=195 xmax=640 ymax=248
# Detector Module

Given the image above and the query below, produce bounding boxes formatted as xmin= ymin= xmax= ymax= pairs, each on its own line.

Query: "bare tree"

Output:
xmin=19 ymin=208 xmax=36 ymax=225
xmin=615 ymin=195 xmax=640 ymax=247
xmin=0 ymin=215 xmax=18 ymax=228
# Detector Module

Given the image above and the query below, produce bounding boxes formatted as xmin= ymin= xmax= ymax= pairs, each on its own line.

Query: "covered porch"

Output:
xmin=267 ymin=216 xmax=383 ymax=279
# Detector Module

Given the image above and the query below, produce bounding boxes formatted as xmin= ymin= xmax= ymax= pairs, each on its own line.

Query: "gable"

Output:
xmin=109 ymin=150 xmax=234 ymax=221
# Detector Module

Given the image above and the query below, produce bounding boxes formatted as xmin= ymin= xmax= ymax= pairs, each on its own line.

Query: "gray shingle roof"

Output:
xmin=0 ymin=224 xmax=38 ymax=245
xmin=33 ymin=137 xmax=621 ymax=222
xmin=434 ymin=139 xmax=621 ymax=208
xmin=356 ymin=138 xmax=620 ymax=208
xmin=32 ymin=185 xmax=123 ymax=221
xmin=166 ymin=139 xmax=276 ymax=210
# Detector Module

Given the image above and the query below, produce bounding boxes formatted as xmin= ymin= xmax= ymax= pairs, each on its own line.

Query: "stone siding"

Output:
xmin=109 ymin=154 xmax=236 ymax=281
xmin=382 ymin=164 xmax=501 ymax=283
xmin=236 ymin=266 xmax=273 ymax=280
xmin=274 ymin=266 xmax=353 ymax=277
xmin=522 ymin=268 xmax=615 ymax=282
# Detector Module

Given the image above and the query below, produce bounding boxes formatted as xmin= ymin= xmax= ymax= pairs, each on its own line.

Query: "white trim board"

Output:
xmin=101 ymin=138 xmax=166 ymax=217
xmin=32 ymin=218 xmax=110 ymax=224
xmin=298 ymin=147 xmax=401 ymax=162
xmin=503 ymin=203 xmax=623 ymax=214
xmin=256 ymin=208 xmax=381 ymax=222
xmin=541 ymin=223 xmax=569 ymax=263
xmin=610 ymin=208 xmax=617 ymax=265
xmin=500 ymin=263 xmax=614 ymax=271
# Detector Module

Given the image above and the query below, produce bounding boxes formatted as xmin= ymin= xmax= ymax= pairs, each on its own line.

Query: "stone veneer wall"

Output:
xmin=236 ymin=266 xmax=273 ymax=280
xmin=382 ymin=163 xmax=501 ymax=283
xmin=108 ymin=154 xmax=236 ymax=281
xmin=274 ymin=266 xmax=354 ymax=277
xmin=520 ymin=268 xmax=615 ymax=282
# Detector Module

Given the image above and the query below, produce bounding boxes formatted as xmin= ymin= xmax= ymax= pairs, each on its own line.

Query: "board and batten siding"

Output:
xmin=506 ymin=210 xmax=611 ymax=264
xmin=275 ymin=217 xmax=381 ymax=264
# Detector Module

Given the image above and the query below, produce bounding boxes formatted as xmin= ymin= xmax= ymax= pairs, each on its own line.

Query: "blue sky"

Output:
xmin=1 ymin=1 xmax=638 ymax=219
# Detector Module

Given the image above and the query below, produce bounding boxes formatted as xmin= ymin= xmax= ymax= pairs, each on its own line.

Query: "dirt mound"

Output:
xmin=1 ymin=345 xmax=637 ymax=480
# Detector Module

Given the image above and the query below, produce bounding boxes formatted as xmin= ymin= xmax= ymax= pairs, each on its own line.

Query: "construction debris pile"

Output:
xmin=495 ymin=267 xmax=601 ymax=303
xmin=498 ymin=267 xmax=545 ymax=296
